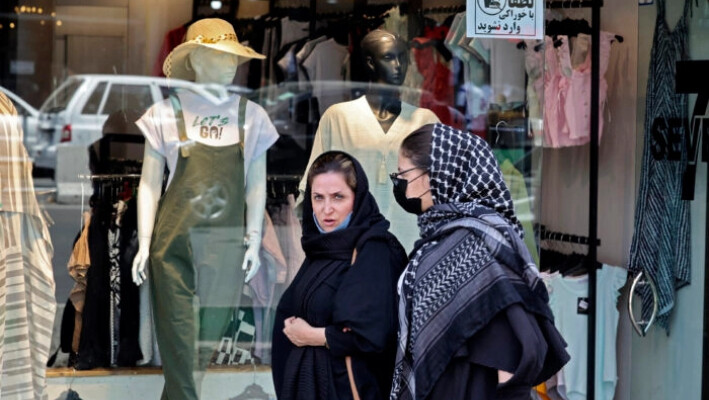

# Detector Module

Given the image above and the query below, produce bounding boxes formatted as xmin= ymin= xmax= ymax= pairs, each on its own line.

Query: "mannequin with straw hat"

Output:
xmin=131 ymin=18 xmax=276 ymax=400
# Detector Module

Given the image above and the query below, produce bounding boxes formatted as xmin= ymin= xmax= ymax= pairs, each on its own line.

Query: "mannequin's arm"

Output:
xmin=243 ymin=151 xmax=266 ymax=282
xmin=131 ymin=143 xmax=166 ymax=286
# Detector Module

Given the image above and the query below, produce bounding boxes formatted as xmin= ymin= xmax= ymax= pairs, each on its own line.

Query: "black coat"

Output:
xmin=272 ymin=151 xmax=407 ymax=400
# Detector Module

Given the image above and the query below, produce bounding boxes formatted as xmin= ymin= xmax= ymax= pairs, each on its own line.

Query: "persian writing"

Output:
xmin=468 ymin=0 xmax=543 ymax=39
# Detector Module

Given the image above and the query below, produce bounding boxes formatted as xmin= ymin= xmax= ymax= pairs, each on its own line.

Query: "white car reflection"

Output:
xmin=34 ymin=74 xmax=238 ymax=176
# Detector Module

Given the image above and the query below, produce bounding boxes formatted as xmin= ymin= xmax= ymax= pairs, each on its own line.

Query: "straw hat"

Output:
xmin=163 ymin=18 xmax=265 ymax=80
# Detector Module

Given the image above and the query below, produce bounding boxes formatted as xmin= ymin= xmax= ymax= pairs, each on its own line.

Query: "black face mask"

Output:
xmin=391 ymin=171 xmax=428 ymax=215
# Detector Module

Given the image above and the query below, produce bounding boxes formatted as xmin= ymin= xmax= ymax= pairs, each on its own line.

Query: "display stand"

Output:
xmin=546 ymin=1 xmax=603 ymax=398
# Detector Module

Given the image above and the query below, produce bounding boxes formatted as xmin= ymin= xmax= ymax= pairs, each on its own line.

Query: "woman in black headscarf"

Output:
xmin=272 ymin=151 xmax=407 ymax=400
xmin=389 ymin=123 xmax=569 ymax=400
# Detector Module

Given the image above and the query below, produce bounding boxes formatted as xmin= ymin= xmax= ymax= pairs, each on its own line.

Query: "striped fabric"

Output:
xmin=0 ymin=93 xmax=40 ymax=216
xmin=0 ymin=92 xmax=56 ymax=399
xmin=628 ymin=0 xmax=692 ymax=332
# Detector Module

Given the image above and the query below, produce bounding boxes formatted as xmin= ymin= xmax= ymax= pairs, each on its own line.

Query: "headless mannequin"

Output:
xmin=361 ymin=30 xmax=409 ymax=133
xmin=131 ymin=46 xmax=265 ymax=286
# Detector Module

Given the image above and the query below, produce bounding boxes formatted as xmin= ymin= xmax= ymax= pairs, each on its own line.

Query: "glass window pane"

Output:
xmin=81 ymin=82 xmax=107 ymax=115
xmin=39 ymin=77 xmax=83 ymax=113
xmin=101 ymin=84 xmax=153 ymax=115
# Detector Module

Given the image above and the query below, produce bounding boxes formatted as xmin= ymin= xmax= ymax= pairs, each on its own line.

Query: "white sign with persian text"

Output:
xmin=467 ymin=0 xmax=544 ymax=39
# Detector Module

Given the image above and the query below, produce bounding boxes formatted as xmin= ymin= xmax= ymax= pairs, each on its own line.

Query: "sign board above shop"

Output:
xmin=467 ymin=0 xmax=544 ymax=39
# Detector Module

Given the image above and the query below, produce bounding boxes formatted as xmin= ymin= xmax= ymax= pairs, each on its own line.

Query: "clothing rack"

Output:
xmin=546 ymin=0 xmax=601 ymax=7
xmin=421 ymin=5 xmax=466 ymax=15
xmin=78 ymin=174 xmax=142 ymax=180
xmin=545 ymin=1 xmax=602 ymax=398
xmin=539 ymin=225 xmax=601 ymax=246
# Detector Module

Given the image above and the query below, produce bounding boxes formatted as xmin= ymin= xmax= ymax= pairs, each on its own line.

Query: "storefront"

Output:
xmin=0 ymin=0 xmax=706 ymax=399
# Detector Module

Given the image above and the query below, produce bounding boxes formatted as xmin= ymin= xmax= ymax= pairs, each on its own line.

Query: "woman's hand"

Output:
xmin=283 ymin=317 xmax=326 ymax=347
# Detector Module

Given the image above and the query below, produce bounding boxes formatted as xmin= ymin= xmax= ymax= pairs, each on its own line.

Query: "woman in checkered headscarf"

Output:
xmin=389 ymin=123 xmax=569 ymax=400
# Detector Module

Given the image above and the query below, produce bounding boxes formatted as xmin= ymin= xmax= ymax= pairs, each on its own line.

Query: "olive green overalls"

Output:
xmin=149 ymin=94 xmax=248 ymax=400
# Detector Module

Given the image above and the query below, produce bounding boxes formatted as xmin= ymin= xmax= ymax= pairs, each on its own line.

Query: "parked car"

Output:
xmin=0 ymin=85 xmax=39 ymax=154
xmin=32 ymin=74 xmax=228 ymax=175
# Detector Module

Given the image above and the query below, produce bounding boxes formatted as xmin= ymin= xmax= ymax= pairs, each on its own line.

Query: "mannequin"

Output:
xmin=131 ymin=45 xmax=266 ymax=285
xmin=299 ymin=29 xmax=440 ymax=251
xmin=131 ymin=18 xmax=277 ymax=400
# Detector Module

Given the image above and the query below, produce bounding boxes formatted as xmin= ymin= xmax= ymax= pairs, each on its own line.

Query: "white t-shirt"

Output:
xmin=545 ymin=265 xmax=627 ymax=400
xmin=136 ymin=92 xmax=279 ymax=188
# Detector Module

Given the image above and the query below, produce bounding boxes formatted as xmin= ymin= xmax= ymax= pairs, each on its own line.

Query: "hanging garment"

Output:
xmin=302 ymin=38 xmax=350 ymax=116
xmin=544 ymin=265 xmax=627 ymax=400
xmin=108 ymin=203 xmax=123 ymax=366
xmin=299 ymin=95 xmax=439 ymax=252
xmin=67 ymin=212 xmax=92 ymax=353
xmin=541 ymin=36 xmax=568 ymax=148
xmin=0 ymin=93 xmax=56 ymax=399
xmin=628 ymin=0 xmax=692 ymax=332
xmin=561 ymin=32 xmax=616 ymax=146
xmin=75 ymin=204 xmax=113 ymax=370
xmin=146 ymin=95 xmax=249 ymax=400
xmin=116 ymin=198 xmax=142 ymax=367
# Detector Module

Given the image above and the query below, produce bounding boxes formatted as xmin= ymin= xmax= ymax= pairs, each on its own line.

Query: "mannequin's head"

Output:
xmin=361 ymin=29 xmax=408 ymax=86
xmin=186 ymin=46 xmax=240 ymax=85
xmin=162 ymin=18 xmax=265 ymax=82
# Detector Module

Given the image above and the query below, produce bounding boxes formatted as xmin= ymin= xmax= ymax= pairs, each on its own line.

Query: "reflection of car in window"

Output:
xmin=32 ymin=74 xmax=217 ymax=175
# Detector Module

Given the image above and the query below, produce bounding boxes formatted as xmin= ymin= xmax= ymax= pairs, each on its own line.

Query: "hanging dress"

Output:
xmin=0 ymin=93 xmax=57 ymax=399
xmin=628 ymin=0 xmax=692 ymax=332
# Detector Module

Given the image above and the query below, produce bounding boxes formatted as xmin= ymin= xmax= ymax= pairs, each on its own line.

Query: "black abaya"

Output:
xmin=272 ymin=151 xmax=407 ymax=400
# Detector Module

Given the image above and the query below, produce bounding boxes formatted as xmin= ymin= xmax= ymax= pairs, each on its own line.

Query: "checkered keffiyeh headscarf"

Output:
xmin=390 ymin=124 xmax=561 ymax=400
xmin=421 ymin=123 xmax=523 ymax=239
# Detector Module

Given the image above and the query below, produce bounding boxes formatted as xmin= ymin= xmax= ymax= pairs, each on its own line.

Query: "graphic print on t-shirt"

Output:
xmin=191 ymin=114 xmax=230 ymax=140
xmin=180 ymin=93 xmax=241 ymax=147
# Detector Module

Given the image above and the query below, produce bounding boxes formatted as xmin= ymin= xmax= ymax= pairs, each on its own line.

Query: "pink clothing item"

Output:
xmin=541 ymin=36 xmax=569 ymax=148
xmin=563 ymin=32 xmax=615 ymax=144
xmin=552 ymin=35 xmax=584 ymax=147
xmin=539 ymin=33 xmax=615 ymax=148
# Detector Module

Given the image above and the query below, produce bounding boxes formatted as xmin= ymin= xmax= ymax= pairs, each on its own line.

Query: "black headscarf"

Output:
xmin=300 ymin=151 xmax=402 ymax=259
xmin=274 ymin=151 xmax=407 ymax=400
